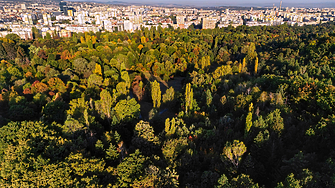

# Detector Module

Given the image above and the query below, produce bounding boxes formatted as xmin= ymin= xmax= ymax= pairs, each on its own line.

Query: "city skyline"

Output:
xmin=0 ymin=0 xmax=334 ymax=40
xmin=77 ymin=0 xmax=335 ymax=8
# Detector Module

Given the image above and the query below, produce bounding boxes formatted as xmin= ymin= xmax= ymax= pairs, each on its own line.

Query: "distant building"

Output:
xmin=67 ymin=9 xmax=74 ymax=17
xmin=59 ymin=1 xmax=67 ymax=12
xmin=176 ymin=16 xmax=185 ymax=25
xmin=202 ymin=17 xmax=217 ymax=29
xmin=21 ymin=4 xmax=26 ymax=10
xmin=77 ymin=13 xmax=84 ymax=25
xmin=96 ymin=14 xmax=101 ymax=25
xmin=65 ymin=25 xmax=100 ymax=33
xmin=22 ymin=13 xmax=33 ymax=25
xmin=124 ymin=20 xmax=134 ymax=32
xmin=56 ymin=15 xmax=73 ymax=21
xmin=129 ymin=15 xmax=143 ymax=24
xmin=42 ymin=30 xmax=54 ymax=38
xmin=60 ymin=29 xmax=72 ymax=37
xmin=66 ymin=8 xmax=76 ymax=16
xmin=0 ymin=31 xmax=33 ymax=40
xmin=43 ymin=13 xmax=52 ymax=26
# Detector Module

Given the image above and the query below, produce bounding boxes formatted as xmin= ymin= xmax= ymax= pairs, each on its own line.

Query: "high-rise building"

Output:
xmin=67 ymin=9 xmax=74 ymax=17
xmin=176 ymin=16 xmax=185 ymax=25
xmin=129 ymin=15 xmax=143 ymax=24
xmin=176 ymin=15 xmax=186 ymax=29
xmin=59 ymin=1 xmax=67 ymax=12
xmin=65 ymin=8 xmax=76 ymax=16
xmin=43 ymin=13 xmax=51 ymax=26
xmin=202 ymin=17 xmax=217 ymax=29
xmin=124 ymin=20 xmax=134 ymax=32
xmin=22 ymin=13 xmax=33 ymax=25
xmin=77 ymin=13 xmax=84 ymax=25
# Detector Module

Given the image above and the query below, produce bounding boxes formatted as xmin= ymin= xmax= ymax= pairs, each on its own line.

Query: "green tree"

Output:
xmin=162 ymin=137 xmax=188 ymax=167
xmin=230 ymin=174 xmax=260 ymax=188
xmin=216 ymin=48 xmax=230 ymax=64
xmin=32 ymin=27 xmax=41 ymax=39
xmin=95 ymin=89 xmax=114 ymax=122
xmin=114 ymin=98 xmax=140 ymax=122
xmin=2 ymin=42 xmax=16 ymax=60
xmin=206 ymin=89 xmax=213 ymax=107
xmin=276 ymin=173 xmax=302 ymax=188
xmin=132 ymin=121 xmax=160 ymax=155
xmin=5 ymin=33 xmax=20 ymax=43
xmin=245 ymin=103 xmax=253 ymax=135
xmin=267 ymin=109 xmax=284 ymax=135
xmin=222 ymin=140 xmax=247 ymax=168
xmin=48 ymin=77 xmax=66 ymax=93
xmin=73 ymin=58 xmax=88 ymax=76
xmin=213 ymin=65 xmax=232 ymax=79
xmin=87 ymin=74 xmax=103 ymax=87
xmin=8 ymin=105 xmax=35 ymax=121
xmin=162 ymin=86 xmax=175 ymax=104
xmin=116 ymin=149 xmax=148 ymax=187
xmin=0 ymin=121 xmax=75 ymax=187
xmin=66 ymin=97 xmax=93 ymax=125
xmin=115 ymin=82 xmax=129 ymax=98
xmin=216 ymin=174 xmax=231 ymax=188
xmin=42 ymin=101 xmax=67 ymax=123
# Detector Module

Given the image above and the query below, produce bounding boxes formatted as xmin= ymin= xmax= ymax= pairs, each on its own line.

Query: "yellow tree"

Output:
xmin=254 ymin=57 xmax=258 ymax=74
xmin=165 ymin=118 xmax=176 ymax=137
xmin=93 ymin=63 xmax=102 ymax=76
xmin=151 ymin=80 xmax=161 ymax=108
xmin=242 ymin=58 xmax=246 ymax=73
xmin=141 ymin=36 xmax=146 ymax=44
xmin=80 ymin=36 xmax=85 ymax=43
xmin=162 ymin=86 xmax=175 ymax=104
xmin=91 ymin=35 xmax=97 ymax=44
xmin=222 ymin=140 xmax=247 ymax=168
xmin=138 ymin=44 xmax=144 ymax=51
xmin=85 ymin=33 xmax=91 ymax=43
xmin=200 ymin=56 xmax=211 ymax=71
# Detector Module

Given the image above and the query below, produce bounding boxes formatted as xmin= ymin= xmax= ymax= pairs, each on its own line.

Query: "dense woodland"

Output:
xmin=1 ymin=23 xmax=335 ymax=187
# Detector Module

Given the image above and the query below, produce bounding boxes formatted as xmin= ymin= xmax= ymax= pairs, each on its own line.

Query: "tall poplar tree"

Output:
xmin=151 ymin=80 xmax=161 ymax=108
xmin=242 ymin=58 xmax=246 ymax=73
xmin=185 ymin=83 xmax=194 ymax=114
xmin=245 ymin=103 xmax=253 ymax=135
xmin=95 ymin=89 xmax=113 ymax=122
xmin=254 ymin=57 xmax=258 ymax=74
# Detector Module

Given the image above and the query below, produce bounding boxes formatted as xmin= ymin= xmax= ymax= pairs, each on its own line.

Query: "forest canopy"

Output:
xmin=1 ymin=23 xmax=335 ymax=187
